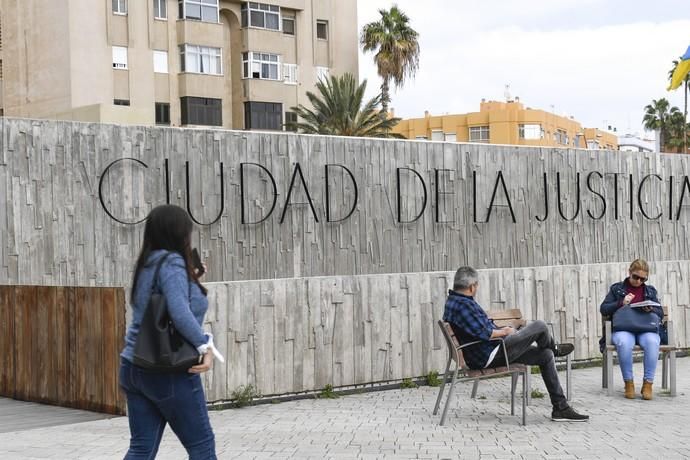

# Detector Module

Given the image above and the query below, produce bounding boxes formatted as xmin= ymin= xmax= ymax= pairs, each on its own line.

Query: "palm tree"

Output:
xmin=665 ymin=107 xmax=686 ymax=152
xmin=643 ymin=98 xmax=672 ymax=151
xmin=669 ymin=59 xmax=689 ymax=153
xmin=360 ymin=5 xmax=420 ymax=116
xmin=286 ymin=73 xmax=403 ymax=138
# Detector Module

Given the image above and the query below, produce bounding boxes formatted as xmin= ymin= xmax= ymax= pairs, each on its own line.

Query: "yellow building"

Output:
xmin=394 ymin=99 xmax=618 ymax=150
xmin=0 ymin=0 xmax=358 ymax=130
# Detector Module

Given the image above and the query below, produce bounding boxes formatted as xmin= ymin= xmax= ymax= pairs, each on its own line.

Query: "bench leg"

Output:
xmin=522 ymin=370 xmax=527 ymax=426
xmin=471 ymin=379 xmax=479 ymax=399
xmin=670 ymin=350 xmax=677 ymax=397
xmin=662 ymin=352 xmax=668 ymax=390
xmin=433 ymin=358 xmax=452 ymax=415
xmin=606 ymin=350 xmax=614 ymax=396
xmin=510 ymin=373 xmax=517 ymax=416
xmin=525 ymin=368 xmax=532 ymax=405
xmin=439 ymin=369 xmax=459 ymax=426
xmin=602 ymin=353 xmax=608 ymax=389
xmin=566 ymin=354 xmax=572 ymax=401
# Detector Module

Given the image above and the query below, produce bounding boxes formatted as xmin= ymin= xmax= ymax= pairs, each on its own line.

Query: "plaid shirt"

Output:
xmin=442 ymin=290 xmax=498 ymax=369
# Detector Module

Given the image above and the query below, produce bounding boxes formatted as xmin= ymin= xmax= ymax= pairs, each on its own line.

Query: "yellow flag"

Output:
xmin=668 ymin=58 xmax=690 ymax=91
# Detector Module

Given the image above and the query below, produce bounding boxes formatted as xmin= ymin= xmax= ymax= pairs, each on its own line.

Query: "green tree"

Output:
xmin=666 ymin=107 xmax=689 ymax=152
xmin=669 ymin=59 xmax=689 ymax=153
xmin=360 ymin=5 xmax=420 ymax=116
xmin=643 ymin=98 xmax=672 ymax=151
xmin=287 ymin=73 xmax=403 ymax=138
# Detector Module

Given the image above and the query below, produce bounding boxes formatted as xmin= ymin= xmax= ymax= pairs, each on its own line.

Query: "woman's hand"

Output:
xmin=195 ymin=263 xmax=208 ymax=280
xmin=622 ymin=293 xmax=634 ymax=305
xmin=188 ymin=351 xmax=213 ymax=374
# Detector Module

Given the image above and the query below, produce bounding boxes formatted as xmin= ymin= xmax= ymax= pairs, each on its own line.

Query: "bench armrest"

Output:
xmin=459 ymin=338 xmax=512 ymax=369
xmin=605 ymin=319 xmax=613 ymax=346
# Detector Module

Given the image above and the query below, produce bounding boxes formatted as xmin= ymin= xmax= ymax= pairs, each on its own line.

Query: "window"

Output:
xmin=178 ymin=0 xmax=218 ymax=22
xmin=283 ymin=63 xmax=297 ymax=84
xmin=112 ymin=46 xmax=128 ymax=69
xmin=316 ymin=20 xmax=328 ymax=40
xmin=241 ymin=2 xmax=280 ymax=31
xmin=113 ymin=0 xmax=127 ymax=14
xmin=518 ymin=123 xmax=543 ymax=140
xmin=282 ymin=15 xmax=295 ymax=35
xmin=284 ymin=111 xmax=298 ymax=131
xmin=242 ymin=52 xmax=280 ymax=80
xmin=180 ymin=44 xmax=222 ymax=75
xmin=180 ymin=97 xmax=222 ymax=126
xmin=155 ymin=103 xmax=171 ymax=125
xmin=316 ymin=66 xmax=329 ymax=82
xmin=113 ymin=99 xmax=130 ymax=106
xmin=444 ymin=133 xmax=457 ymax=142
xmin=154 ymin=0 xmax=167 ymax=19
xmin=431 ymin=130 xmax=443 ymax=141
xmin=555 ymin=129 xmax=568 ymax=145
xmin=153 ymin=51 xmax=168 ymax=73
xmin=469 ymin=126 xmax=489 ymax=142
xmin=244 ymin=101 xmax=282 ymax=130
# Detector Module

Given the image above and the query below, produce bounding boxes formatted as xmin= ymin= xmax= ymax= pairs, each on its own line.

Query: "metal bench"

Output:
xmin=602 ymin=306 xmax=677 ymax=396
xmin=433 ymin=320 xmax=528 ymax=426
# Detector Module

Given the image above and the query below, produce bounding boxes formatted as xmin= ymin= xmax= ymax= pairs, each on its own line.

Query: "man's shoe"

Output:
xmin=552 ymin=343 xmax=574 ymax=358
xmin=551 ymin=406 xmax=589 ymax=422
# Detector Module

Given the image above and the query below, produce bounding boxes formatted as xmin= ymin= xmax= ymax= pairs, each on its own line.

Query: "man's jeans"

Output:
xmin=119 ymin=358 xmax=217 ymax=460
xmin=612 ymin=331 xmax=660 ymax=382
xmin=490 ymin=320 xmax=568 ymax=410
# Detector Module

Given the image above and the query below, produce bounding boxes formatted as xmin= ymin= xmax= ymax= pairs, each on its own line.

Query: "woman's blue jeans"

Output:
xmin=611 ymin=331 xmax=660 ymax=382
xmin=119 ymin=358 xmax=216 ymax=460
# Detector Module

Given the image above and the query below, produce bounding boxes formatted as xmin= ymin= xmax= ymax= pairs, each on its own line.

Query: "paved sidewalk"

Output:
xmin=2 ymin=358 xmax=689 ymax=459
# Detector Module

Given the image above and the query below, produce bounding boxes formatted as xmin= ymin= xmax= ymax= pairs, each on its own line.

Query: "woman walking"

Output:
xmin=119 ymin=204 xmax=222 ymax=459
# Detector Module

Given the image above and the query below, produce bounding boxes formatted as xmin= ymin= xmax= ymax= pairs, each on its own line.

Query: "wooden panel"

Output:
xmin=13 ymin=286 xmax=35 ymax=401
xmin=0 ymin=286 xmax=15 ymax=397
xmin=0 ymin=285 xmax=125 ymax=415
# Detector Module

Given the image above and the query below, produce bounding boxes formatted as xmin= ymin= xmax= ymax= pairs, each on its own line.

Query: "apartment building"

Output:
xmin=394 ymin=98 xmax=618 ymax=150
xmin=0 ymin=0 xmax=358 ymax=130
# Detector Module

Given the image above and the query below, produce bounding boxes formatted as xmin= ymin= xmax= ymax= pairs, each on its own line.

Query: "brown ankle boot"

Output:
xmin=624 ymin=380 xmax=635 ymax=399
xmin=641 ymin=380 xmax=653 ymax=400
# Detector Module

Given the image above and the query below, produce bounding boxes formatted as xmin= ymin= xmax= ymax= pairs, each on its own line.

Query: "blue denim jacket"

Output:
xmin=121 ymin=250 xmax=209 ymax=362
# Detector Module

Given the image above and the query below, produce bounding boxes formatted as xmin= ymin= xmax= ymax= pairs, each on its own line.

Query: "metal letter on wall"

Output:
xmin=185 ymin=160 xmax=225 ymax=225
xmin=325 ymin=164 xmax=358 ymax=222
xmin=240 ymin=162 xmax=278 ymax=224
xmin=98 ymin=157 xmax=149 ymax=225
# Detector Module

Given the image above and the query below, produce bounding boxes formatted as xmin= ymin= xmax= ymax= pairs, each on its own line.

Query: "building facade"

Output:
xmin=618 ymin=133 xmax=655 ymax=153
xmin=0 ymin=0 xmax=358 ymax=130
xmin=394 ymin=98 xmax=618 ymax=150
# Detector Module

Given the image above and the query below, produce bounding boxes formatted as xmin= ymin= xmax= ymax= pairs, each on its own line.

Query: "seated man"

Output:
xmin=443 ymin=266 xmax=589 ymax=422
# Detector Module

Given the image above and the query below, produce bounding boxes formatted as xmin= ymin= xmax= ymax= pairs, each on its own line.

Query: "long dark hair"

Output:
xmin=130 ymin=204 xmax=207 ymax=303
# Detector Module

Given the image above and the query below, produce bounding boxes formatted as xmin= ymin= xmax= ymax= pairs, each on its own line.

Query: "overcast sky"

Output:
xmin=357 ymin=0 xmax=690 ymax=137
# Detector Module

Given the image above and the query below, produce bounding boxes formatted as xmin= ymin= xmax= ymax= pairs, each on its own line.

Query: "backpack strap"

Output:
xmin=151 ymin=251 xmax=173 ymax=292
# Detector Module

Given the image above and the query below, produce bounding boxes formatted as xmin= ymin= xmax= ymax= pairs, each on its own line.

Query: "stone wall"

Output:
xmin=3 ymin=118 xmax=690 ymax=286
xmin=201 ymin=260 xmax=690 ymax=400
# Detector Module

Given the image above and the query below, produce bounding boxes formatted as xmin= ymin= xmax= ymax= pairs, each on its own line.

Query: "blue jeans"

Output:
xmin=119 ymin=358 xmax=216 ymax=460
xmin=611 ymin=331 xmax=660 ymax=382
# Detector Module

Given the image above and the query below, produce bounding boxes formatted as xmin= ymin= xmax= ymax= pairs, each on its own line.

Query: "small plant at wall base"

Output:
xmin=425 ymin=371 xmax=442 ymax=387
xmin=530 ymin=388 xmax=545 ymax=399
xmin=400 ymin=378 xmax=418 ymax=389
xmin=317 ymin=384 xmax=339 ymax=399
xmin=231 ymin=384 xmax=261 ymax=408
